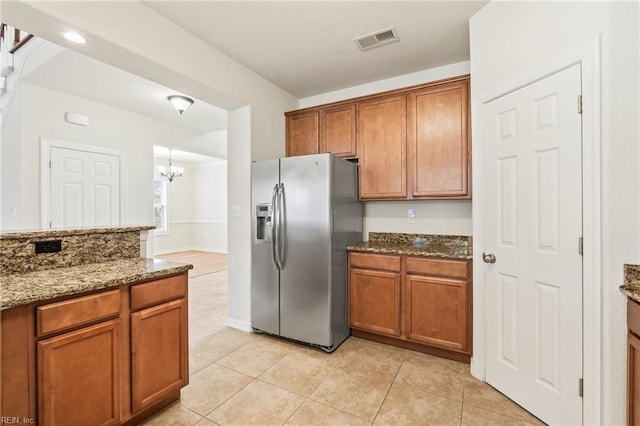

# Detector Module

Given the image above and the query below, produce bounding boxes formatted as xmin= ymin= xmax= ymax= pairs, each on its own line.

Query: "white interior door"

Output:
xmin=483 ymin=64 xmax=583 ymax=425
xmin=50 ymin=146 xmax=120 ymax=228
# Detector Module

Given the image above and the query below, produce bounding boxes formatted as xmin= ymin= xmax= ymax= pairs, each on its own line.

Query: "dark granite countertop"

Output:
xmin=347 ymin=233 xmax=472 ymax=260
xmin=620 ymin=264 xmax=640 ymax=303
xmin=1 ymin=257 xmax=192 ymax=310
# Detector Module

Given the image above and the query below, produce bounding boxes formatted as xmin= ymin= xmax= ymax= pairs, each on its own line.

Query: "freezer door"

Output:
xmin=279 ymin=154 xmax=333 ymax=347
xmin=251 ymin=159 xmax=280 ymax=335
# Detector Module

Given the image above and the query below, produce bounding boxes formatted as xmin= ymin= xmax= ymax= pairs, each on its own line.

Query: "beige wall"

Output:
xmin=2 ymin=1 xmax=298 ymax=330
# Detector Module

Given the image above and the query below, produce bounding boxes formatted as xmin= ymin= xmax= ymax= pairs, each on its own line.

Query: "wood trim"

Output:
xmin=352 ymin=329 xmax=470 ymax=363
xmin=9 ymin=34 xmax=33 ymax=54
xmin=285 ymin=74 xmax=471 ymax=115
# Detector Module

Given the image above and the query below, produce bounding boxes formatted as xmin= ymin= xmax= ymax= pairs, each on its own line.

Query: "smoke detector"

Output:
xmin=353 ymin=26 xmax=400 ymax=51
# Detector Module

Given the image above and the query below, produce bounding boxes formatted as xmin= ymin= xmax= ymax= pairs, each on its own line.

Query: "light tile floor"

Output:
xmin=143 ymin=269 xmax=546 ymax=426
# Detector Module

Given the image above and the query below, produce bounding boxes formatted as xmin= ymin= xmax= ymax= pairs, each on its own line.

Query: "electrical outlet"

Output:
xmin=408 ymin=208 xmax=415 ymax=224
xmin=34 ymin=240 xmax=62 ymax=254
xmin=231 ymin=205 xmax=242 ymax=217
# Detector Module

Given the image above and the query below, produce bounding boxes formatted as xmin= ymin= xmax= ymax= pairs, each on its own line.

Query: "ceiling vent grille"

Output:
xmin=354 ymin=27 xmax=400 ymax=51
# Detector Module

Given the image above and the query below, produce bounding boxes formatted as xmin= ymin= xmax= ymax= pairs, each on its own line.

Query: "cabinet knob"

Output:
xmin=482 ymin=253 xmax=496 ymax=264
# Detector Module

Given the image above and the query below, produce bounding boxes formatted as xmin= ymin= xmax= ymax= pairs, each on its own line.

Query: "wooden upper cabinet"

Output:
xmin=320 ymin=104 xmax=357 ymax=158
xmin=408 ymin=79 xmax=470 ymax=198
xmin=357 ymin=93 xmax=407 ymax=199
xmin=286 ymin=110 xmax=319 ymax=157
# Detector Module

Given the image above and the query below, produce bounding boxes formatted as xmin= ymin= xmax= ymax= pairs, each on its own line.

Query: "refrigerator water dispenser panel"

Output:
xmin=255 ymin=204 xmax=272 ymax=242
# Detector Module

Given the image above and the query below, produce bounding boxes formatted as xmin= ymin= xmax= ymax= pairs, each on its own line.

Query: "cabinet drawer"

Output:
xmin=37 ymin=289 xmax=120 ymax=337
xmin=406 ymin=257 xmax=468 ymax=279
xmin=131 ymin=274 xmax=187 ymax=311
xmin=350 ymin=252 xmax=401 ymax=272
xmin=629 ymin=299 xmax=640 ymax=337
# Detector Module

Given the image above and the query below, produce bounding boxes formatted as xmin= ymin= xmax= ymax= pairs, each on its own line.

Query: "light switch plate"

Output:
xmin=231 ymin=205 xmax=242 ymax=217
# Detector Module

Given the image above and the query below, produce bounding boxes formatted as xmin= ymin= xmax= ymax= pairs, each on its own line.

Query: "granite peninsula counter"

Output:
xmin=1 ymin=257 xmax=192 ymax=310
xmin=1 ymin=225 xmax=193 ymax=425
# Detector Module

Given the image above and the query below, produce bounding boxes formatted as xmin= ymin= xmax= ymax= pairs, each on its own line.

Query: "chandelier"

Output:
xmin=158 ymin=150 xmax=184 ymax=182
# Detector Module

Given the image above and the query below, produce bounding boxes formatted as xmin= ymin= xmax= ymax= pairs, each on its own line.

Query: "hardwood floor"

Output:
xmin=155 ymin=251 xmax=228 ymax=277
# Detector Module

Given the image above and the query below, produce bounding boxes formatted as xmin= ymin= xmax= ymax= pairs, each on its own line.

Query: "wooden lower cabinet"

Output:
xmin=131 ymin=299 xmax=188 ymax=413
xmin=38 ymin=320 xmax=121 ymax=426
xmin=349 ymin=252 xmax=471 ymax=361
xmin=349 ymin=268 xmax=401 ymax=336
xmin=405 ymin=275 xmax=468 ymax=352
xmin=0 ymin=272 xmax=189 ymax=426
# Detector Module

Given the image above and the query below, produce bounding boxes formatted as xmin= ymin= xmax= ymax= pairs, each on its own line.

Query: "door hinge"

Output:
xmin=579 ymin=378 xmax=583 ymax=397
xmin=578 ymin=95 xmax=583 ymax=114
xmin=578 ymin=237 xmax=583 ymax=255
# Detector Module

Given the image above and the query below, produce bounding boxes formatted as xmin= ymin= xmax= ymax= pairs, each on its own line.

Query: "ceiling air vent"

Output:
xmin=353 ymin=27 xmax=400 ymax=51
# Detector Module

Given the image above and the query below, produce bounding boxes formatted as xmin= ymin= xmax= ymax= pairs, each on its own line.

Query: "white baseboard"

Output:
xmin=153 ymin=246 xmax=228 ymax=255
xmin=227 ymin=317 xmax=252 ymax=332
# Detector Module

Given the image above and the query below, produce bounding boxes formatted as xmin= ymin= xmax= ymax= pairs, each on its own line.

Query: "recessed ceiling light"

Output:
xmin=63 ymin=32 xmax=86 ymax=44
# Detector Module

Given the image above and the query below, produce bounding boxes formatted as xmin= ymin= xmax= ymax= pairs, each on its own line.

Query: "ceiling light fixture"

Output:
xmin=168 ymin=95 xmax=194 ymax=115
xmin=158 ymin=150 xmax=184 ymax=183
xmin=63 ymin=32 xmax=86 ymax=44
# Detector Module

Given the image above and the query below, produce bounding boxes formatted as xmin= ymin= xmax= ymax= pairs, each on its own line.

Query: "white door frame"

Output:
xmin=40 ymin=138 xmax=128 ymax=228
xmin=471 ymin=36 xmax=601 ymax=424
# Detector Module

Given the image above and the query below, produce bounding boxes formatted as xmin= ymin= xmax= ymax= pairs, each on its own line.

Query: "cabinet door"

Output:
xmin=357 ymin=94 xmax=407 ymax=199
xmin=629 ymin=332 xmax=640 ymax=426
xmin=405 ymin=274 xmax=469 ymax=352
xmin=408 ymin=79 xmax=470 ymax=198
xmin=38 ymin=319 xmax=121 ymax=426
xmin=286 ymin=111 xmax=319 ymax=157
xmin=131 ymin=299 xmax=187 ymax=413
xmin=320 ymin=104 xmax=357 ymax=158
xmin=349 ymin=268 xmax=401 ymax=336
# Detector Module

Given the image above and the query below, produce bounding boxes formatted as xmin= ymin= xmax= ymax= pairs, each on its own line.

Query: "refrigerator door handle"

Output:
xmin=270 ymin=184 xmax=280 ymax=269
xmin=278 ymin=183 xmax=287 ymax=269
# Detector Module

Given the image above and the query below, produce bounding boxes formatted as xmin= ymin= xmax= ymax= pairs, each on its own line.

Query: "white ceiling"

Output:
xmin=23 ymin=46 xmax=228 ymax=134
xmin=144 ymin=1 xmax=488 ymax=98
xmin=16 ymin=0 xmax=486 ymax=151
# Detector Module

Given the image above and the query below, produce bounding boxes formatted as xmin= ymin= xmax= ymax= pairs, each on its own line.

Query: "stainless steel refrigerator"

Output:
xmin=251 ymin=153 xmax=362 ymax=352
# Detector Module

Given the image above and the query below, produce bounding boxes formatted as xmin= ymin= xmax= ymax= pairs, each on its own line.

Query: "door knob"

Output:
xmin=482 ymin=253 xmax=496 ymax=264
